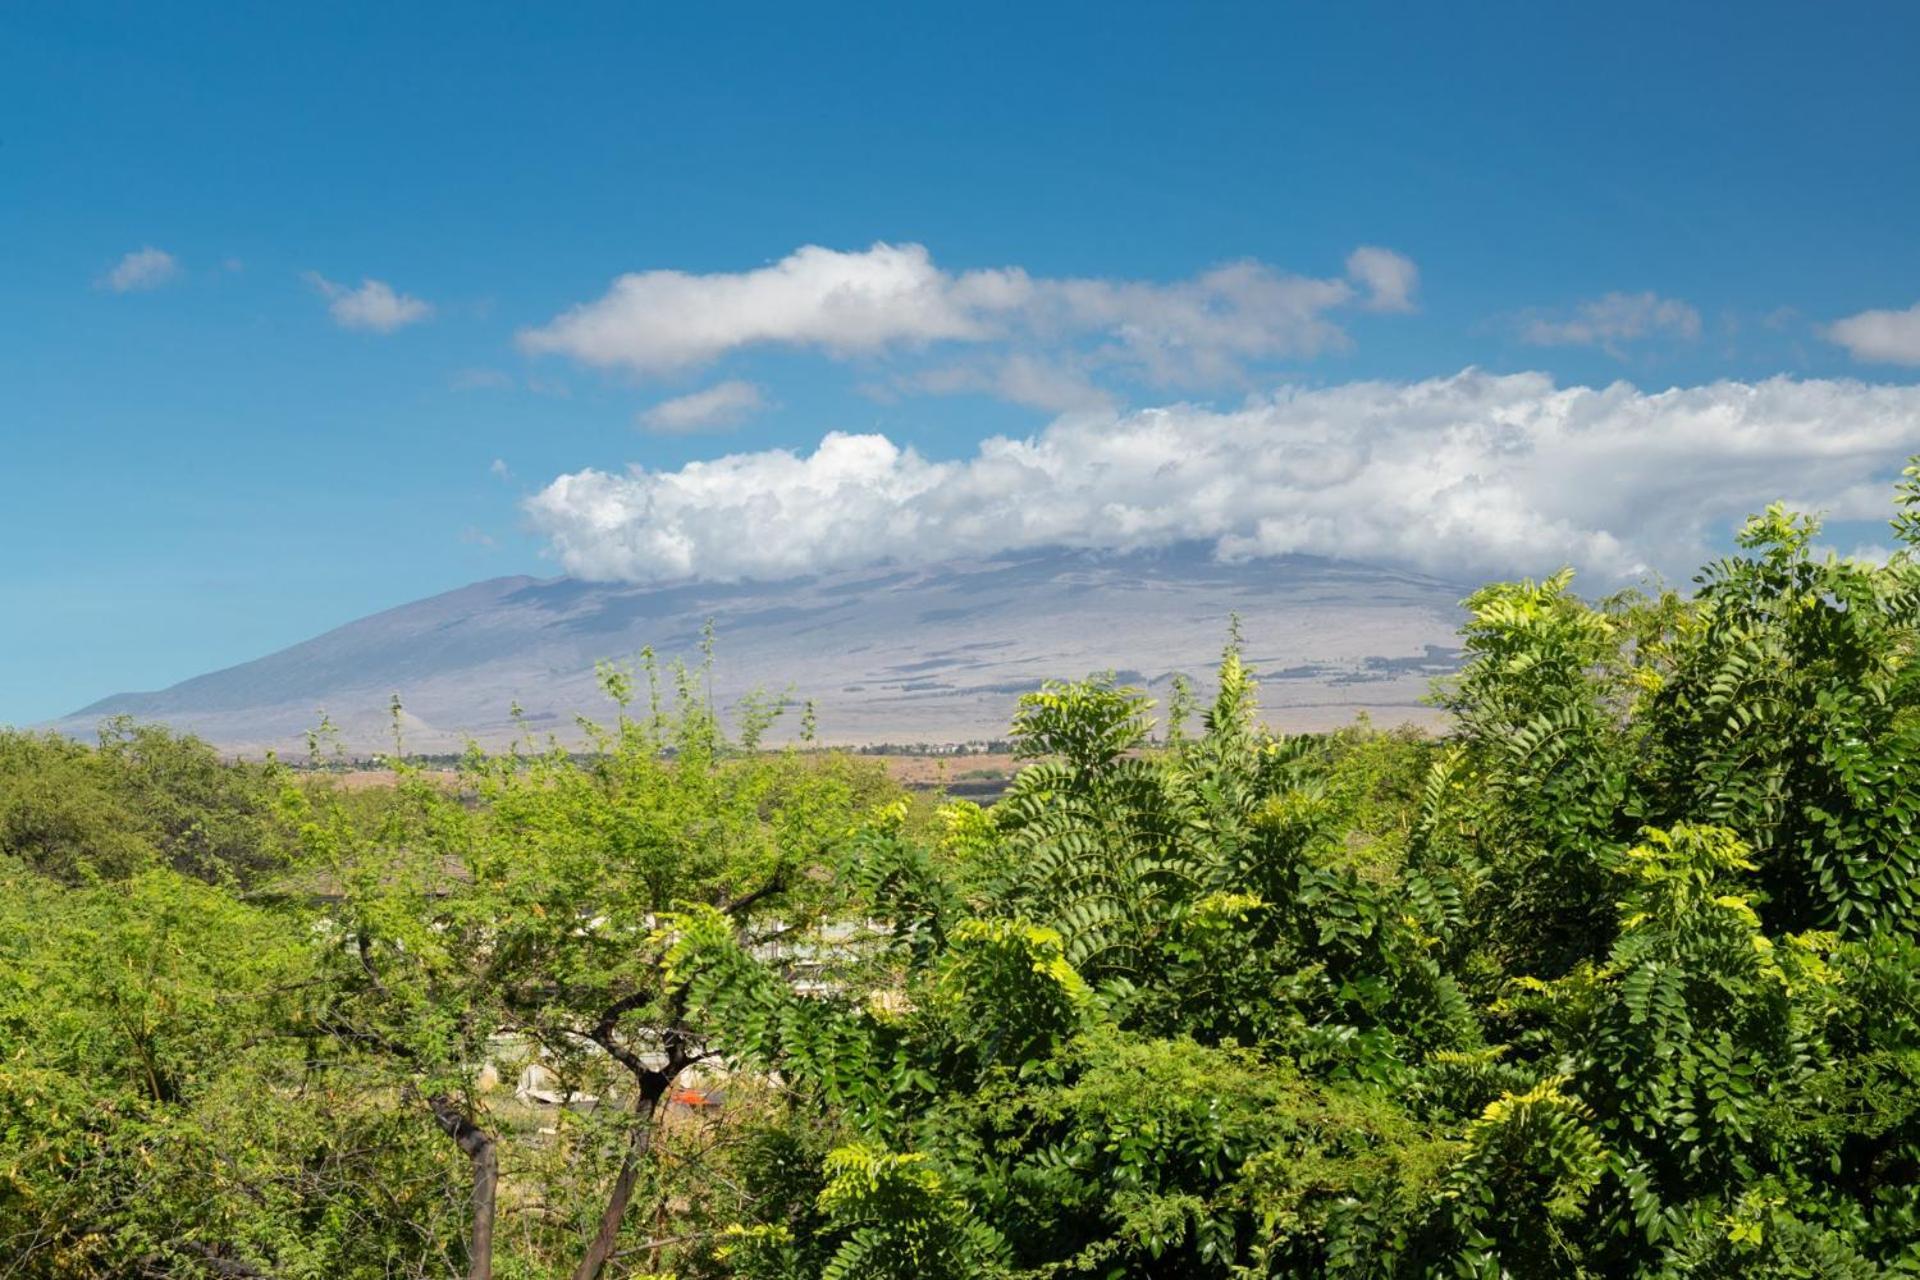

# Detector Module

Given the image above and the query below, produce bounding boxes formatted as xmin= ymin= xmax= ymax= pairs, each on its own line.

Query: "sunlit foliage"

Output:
xmin=4 ymin=471 xmax=1920 ymax=1276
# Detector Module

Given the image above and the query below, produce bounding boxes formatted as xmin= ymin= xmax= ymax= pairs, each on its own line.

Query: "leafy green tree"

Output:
xmin=0 ymin=729 xmax=154 ymax=882
xmin=287 ymin=663 xmax=884 ymax=1278
xmin=9 ymin=470 xmax=1920 ymax=1277
xmin=0 ymin=719 xmax=284 ymax=886
xmin=0 ymin=862 xmax=459 ymax=1277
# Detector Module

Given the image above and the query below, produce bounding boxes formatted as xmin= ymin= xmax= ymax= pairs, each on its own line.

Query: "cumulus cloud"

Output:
xmin=520 ymin=244 xmax=990 ymax=374
xmin=524 ymin=371 xmax=1920 ymax=588
xmin=639 ymin=380 xmax=770 ymax=433
xmin=305 ymin=273 xmax=433 ymax=332
xmin=1345 ymin=246 xmax=1419 ymax=312
xmin=517 ymin=241 xmax=1413 ymax=390
xmin=1827 ymin=302 xmax=1920 ymax=366
xmin=101 ymin=247 xmax=181 ymax=292
xmin=1521 ymin=291 xmax=1702 ymax=355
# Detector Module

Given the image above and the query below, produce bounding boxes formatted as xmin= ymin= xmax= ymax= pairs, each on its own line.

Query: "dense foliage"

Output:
xmin=4 ymin=475 xmax=1920 ymax=1277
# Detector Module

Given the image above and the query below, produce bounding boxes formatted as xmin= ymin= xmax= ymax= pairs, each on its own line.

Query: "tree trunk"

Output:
xmin=174 ymin=1242 xmax=279 ymax=1278
xmin=570 ymin=1083 xmax=667 ymax=1280
xmin=430 ymin=1095 xmax=499 ymax=1280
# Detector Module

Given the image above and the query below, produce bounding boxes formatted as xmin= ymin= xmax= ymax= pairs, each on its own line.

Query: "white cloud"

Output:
xmin=1521 ymin=291 xmax=1702 ymax=354
xmin=639 ymin=380 xmax=769 ymax=433
xmin=1029 ymin=260 xmax=1358 ymax=385
xmin=1836 ymin=542 xmax=1897 ymax=567
xmin=989 ymin=355 xmax=1115 ymax=411
xmin=1827 ymin=302 xmax=1920 ymax=366
xmin=1345 ymin=246 xmax=1419 ymax=312
xmin=101 ymin=247 xmax=181 ymax=292
xmin=520 ymin=244 xmax=990 ymax=374
xmin=489 ymin=458 xmax=512 ymax=480
xmin=525 ymin=371 xmax=1920 ymax=588
xmin=517 ymin=241 xmax=1413 ymax=390
xmin=305 ymin=273 xmax=433 ymax=332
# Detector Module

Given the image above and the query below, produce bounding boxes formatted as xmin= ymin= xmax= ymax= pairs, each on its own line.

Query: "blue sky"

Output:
xmin=6 ymin=1 xmax=1920 ymax=725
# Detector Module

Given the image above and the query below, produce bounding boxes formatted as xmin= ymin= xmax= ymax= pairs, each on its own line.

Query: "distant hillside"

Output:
xmin=56 ymin=546 xmax=1467 ymax=753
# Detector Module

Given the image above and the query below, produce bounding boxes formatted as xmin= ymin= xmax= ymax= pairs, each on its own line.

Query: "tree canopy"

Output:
xmin=5 ymin=476 xmax=1920 ymax=1277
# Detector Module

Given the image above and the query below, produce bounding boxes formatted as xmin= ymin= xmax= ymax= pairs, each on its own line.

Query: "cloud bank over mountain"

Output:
xmin=526 ymin=370 xmax=1920 ymax=586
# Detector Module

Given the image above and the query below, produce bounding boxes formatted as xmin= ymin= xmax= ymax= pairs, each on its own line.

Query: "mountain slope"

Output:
xmin=58 ymin=547 xmax=1468 ymax=752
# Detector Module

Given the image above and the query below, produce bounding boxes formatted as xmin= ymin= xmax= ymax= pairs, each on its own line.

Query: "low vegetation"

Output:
xmin=5 ymin=472 xmax=1920 ymax=1277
